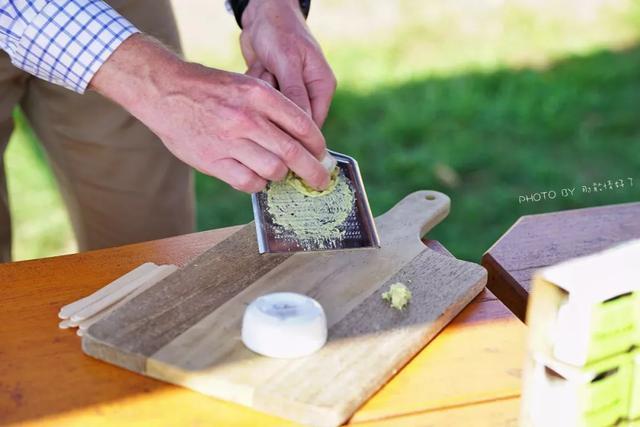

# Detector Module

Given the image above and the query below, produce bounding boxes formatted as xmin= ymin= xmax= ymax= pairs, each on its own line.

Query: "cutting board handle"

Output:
xmin=376 ymin=190 xmax=450 ymax=245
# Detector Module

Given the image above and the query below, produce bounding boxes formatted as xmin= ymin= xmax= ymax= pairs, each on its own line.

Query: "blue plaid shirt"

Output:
xmin=0 ymin=0 xmax=139 ymax=93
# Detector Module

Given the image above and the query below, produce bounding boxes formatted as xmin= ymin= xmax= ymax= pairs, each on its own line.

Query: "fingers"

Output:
xmin=269 ymin=54 xmax=313 ymax=116
xmin=260 ymin=69 xmax=278 ymax=88
xmin=231 ymin=139 xmax=289 ymax=182
xmin=277 ymin=71 xmax=312 ymax=117
xmin=246 ymin=62 xmax=277 ymax=88
xmin=254 ymin=86 xmax=327 ymax=161
xmin=203 ymin=158 xmax=267 ymax=193
xmin=249 ymin=120 xmax=330 ymax=190
xmin=303 ymin=53 xmax=337 ymax=127
xmin=248 ymin=81 xmax=329 ymax=189
xmin=241 ymin=34 xmax=278 ymax=88
xmin=239 ymin=32 xmax=258 ymax=68
xmin=246 ymin=62 xmax=263 ymax=79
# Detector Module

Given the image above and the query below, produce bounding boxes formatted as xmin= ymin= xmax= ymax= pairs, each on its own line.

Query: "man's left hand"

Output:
xmin=240 ymin=0 xmax=336 ymax=127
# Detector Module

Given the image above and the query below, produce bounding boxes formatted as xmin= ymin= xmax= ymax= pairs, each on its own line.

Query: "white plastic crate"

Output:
xmin=629 ymin=350 xmax=640 ymax=421
xmin=526 ymin=240 xmax=640 ymax=367
xmin=522 ymin=240 xmax=640 ymax=427
xmin=521 ymin=352 xmax=633 ymax=427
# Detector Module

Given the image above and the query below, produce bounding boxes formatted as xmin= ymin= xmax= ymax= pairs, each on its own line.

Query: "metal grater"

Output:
xmin=251 ymin=150 xmax=380 ymax=254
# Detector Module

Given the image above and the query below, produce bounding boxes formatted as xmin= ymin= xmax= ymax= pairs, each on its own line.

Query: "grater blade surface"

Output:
xmin=251 ymin=151 xmax=380 ymax=254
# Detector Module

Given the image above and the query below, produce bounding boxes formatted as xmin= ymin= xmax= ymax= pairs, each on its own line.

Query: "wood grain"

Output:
xmin=84 ymin=224 xmax=291 ymax=372
xmin=85 ymin=190 xmax=451 ymax=361
xmin=0 ymin=217 xmax=524 ymax=427
xmin=82 ymin=191 xmax=487 ymax=426
xmin=251 ymin=249 xmax=485 ymax=426
xmin=72 ymin=264 xmax=177 ymax=322
xmin=482 ymin=202 xmax=640 ymax=321
xmin=144 ymin=192 xmax=453 ymax=374
xmin=351 ymin=295 xmax=525 ymax=423
xmin=0 ymin=226 xmax=241 ymax=425
xmin=351 ymin=397 xmax=521 ymax=427
xmin=77 ymin=265 xmax=178 ymax=331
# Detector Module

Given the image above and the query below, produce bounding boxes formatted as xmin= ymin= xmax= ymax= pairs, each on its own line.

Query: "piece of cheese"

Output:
xmin=241 ymin=292 xmax=327 ymax=358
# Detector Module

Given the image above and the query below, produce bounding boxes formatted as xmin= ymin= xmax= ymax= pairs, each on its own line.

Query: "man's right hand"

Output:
xmin=90 ymin=34 xmax=330 ymax=193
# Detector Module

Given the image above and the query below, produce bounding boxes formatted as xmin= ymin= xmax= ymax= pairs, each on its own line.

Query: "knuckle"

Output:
xmin=263 ymin=159 xmax=286 ymax=180
xmin=233 ymin=175 xmax=262 ymax=193
xmin=283 ymin=84 xmax=307 ymax=100
xmin=217 ymin=126 xmax=235 ymax=142
xmin=280 ymin=138 xmax=302 ymax=162
xmin=231 ymin=111 xmax=256 ymax=132
xmin=294 ymin=114 xmax=313 ymax=137
xmin=248 ymin=79 xmax=272 ymax=100
xmin=282 ymin=41 xmax=301 ymax=60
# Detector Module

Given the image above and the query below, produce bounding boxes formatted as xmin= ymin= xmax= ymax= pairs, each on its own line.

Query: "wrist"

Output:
xmin=241 ymin=0 xmax=303 ymax=29
xmin=90 ymin=33 xmax=187 ymax=115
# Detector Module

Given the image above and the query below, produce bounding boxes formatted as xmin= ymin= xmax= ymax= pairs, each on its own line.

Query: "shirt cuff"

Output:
xmin=11 ymin=0 xmax=139 ymax=94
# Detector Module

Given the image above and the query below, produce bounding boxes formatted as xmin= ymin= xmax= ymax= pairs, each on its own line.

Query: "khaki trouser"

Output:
xmin=0 ymin=0 xmax=195 ymax=262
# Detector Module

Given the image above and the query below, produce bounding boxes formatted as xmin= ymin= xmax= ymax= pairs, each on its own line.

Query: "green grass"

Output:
xmin=6 ymin=1 xmax=640 ymax=261
xmin=196 ymin=47 xmax=640 ymax=261
xmin=324 ymin=49 xmax=640 ymax=259
xmin=6 ymin=113 xmax=76 ymax=260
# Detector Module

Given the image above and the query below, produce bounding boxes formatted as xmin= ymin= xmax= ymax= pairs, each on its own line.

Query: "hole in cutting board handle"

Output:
xmin=425 ymin=194 xmax=436 ymax=201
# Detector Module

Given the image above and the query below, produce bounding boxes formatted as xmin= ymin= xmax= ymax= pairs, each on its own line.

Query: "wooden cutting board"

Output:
xmin=82 ymin=191 xmax=487 ymax=427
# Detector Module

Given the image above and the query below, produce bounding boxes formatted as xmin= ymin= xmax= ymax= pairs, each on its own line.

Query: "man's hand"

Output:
xmin=240 ymin=0 xmax=336 ymax=127
xmin=90 ymin=34 xmax=330 ymax=193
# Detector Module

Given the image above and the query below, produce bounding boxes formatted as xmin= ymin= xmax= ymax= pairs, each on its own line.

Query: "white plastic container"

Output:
xmin=241 ymin=292 xmax=327 ymax=359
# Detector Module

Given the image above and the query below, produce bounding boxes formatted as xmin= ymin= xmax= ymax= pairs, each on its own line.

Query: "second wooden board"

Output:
xmin=83 ymin=191 xmax=487 ymax=427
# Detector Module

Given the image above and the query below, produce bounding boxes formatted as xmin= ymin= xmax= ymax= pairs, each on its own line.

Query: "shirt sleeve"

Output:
xmin=0 ymin=0 xmax=139 ymax=93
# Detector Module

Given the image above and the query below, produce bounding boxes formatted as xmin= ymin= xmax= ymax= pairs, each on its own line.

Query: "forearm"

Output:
xmin=0 ymin=0 xmax=138 ymax=93
xmin=88 ymin=33 xmax=218 ymax=164
xmin=89 ymin=34 xmax=185 ymax=119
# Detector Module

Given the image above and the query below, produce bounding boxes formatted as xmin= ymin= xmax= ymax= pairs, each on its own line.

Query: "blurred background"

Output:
xmin=6 ymin=0 xmax=640 ymax=262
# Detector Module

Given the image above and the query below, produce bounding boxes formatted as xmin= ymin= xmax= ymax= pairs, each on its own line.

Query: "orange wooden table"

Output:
xmin=0 ymin=226 xmax=526 ymax=426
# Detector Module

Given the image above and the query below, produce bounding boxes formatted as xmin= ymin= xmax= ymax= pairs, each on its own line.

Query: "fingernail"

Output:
xmin=320 ymin=151 xmax=337 ymax=173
